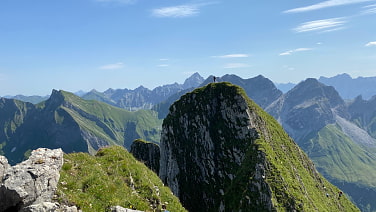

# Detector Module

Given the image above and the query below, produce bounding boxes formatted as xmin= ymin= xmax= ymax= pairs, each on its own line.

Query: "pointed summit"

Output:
xmin=267 ymin=78 xmax=348 ymax=142
xmin=182 ymin=72 xmax=204 ymax=89
xmin=160 ymin=82 xmax=358 ymax=211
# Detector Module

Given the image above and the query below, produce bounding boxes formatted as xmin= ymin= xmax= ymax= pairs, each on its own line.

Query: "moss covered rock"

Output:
xmin=159 ymin=82 xmax=359 ymax=211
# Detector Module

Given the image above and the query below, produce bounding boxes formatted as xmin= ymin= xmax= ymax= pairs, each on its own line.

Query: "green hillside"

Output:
xmin=46 ymin=90 xmax=162 ymax=151
xmin=229 ymin=83 xmax=359 ymax=211
xmin=305 ymin=124 xmax=376 ymax=211
xmin=0 ymin=90 xmax=162 ymax=164
xmin=57 ymin=145 xmax=186 ymax=212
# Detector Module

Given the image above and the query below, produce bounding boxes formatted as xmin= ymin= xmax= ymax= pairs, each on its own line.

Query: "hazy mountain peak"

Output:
xmin=182 ymin=72 xmax=204 ymax=89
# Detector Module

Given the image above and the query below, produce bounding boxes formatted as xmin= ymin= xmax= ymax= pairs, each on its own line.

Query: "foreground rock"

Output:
xmin=0 ymin=148 xmax=63 ymax=211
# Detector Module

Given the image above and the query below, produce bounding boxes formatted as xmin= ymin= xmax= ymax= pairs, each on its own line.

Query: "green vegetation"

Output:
xmin=57 ymin=145 xmax=186 ymax=212
xmin=50 ymin=90 xmax=162 ymax=149
xmin=0 ymin=90 xmax=162 ymax=163
xmin=306 ymin=124 xmax=376 ymax=186
xmin=239 ymin=83 xmax=359 ymax=211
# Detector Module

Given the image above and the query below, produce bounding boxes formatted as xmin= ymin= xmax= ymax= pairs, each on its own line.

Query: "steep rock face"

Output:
xmin=130 ymin=139 xmax=160 ymax=173
xmin=0 ymin=148 xmax=63 ymax=211
xmin=160 ymin=82 xmax=358 ymax=211
xmin=348 ymin=95 xmax=376 ymax=138
xmin=0 ymin=98 xmax=36 ymax=156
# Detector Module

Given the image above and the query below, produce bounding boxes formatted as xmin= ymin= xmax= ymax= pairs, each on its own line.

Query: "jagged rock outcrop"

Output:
xmin=130 ymin=139 xmax=160 ymax=173
xmin=159 ymin=82 xmax=359 ymax=211
xmin=0 ymin=148 xmax=63 ymax=211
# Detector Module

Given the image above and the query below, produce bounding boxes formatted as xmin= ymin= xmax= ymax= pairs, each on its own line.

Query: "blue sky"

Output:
xmin=0 ymin=0 xmax=375 ymax=95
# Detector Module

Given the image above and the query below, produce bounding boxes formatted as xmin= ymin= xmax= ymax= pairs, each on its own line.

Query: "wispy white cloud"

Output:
xmin=99 ymin=62 xmax=124 ymax=70
xmin=362 ymin=4 xmax=376 ymax=14
xmin=293 ymin=18 xmax=347 ymax=33
xmin=223 ymin=63 xmax=250 ymax=69
xmin=152 ymin=2 xmax=216 ymax=18
xmin=212 ymin=54 xmax=250 ymax=58
xmin=158 ymin=64 xmax=169 ymax=67
xmin=159 ymin=58 xmax=169 ymax=61
xmin=152 ymin=4 xmax=200 ymax=18
xmin=365 ymin=41 xmax=376 ymax=47
xmin=284 ymin=0 xmax=374 ymax=13
xmin=279 ymin=48 xmax=313 ymax=56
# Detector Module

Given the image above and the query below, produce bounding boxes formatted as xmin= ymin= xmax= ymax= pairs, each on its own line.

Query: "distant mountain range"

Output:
xmin=276 ymin=73 xmax=376 ymax=100
xmin=267 ymin=78 xmax=376 ymax=211
xmin=0 ymin=90 xmax=162 ymax=164
xmin=81 ymin=72 xmax=204 ymax=111
xmin=4 ymin=72 xmax=376 ymax=104
xmin=2 ymin=72 xmax=376 ymax=210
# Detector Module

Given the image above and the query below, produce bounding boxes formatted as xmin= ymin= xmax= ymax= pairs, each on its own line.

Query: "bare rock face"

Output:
xmin=0 ymin=156 xmax=9 ymax=179
xmin=0 ymin=148 xmax=63 ymax=211
xmin=130 ymin=139 xmax=160 ymax=173
xmin=159 ymin=83 xmax=271 ymax=211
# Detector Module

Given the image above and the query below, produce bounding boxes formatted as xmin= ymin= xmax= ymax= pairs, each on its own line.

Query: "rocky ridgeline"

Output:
xmin=159 ymin=82 xmax=359 ymax=211
xmin=159 ymin=83 xmax=267 ymax=211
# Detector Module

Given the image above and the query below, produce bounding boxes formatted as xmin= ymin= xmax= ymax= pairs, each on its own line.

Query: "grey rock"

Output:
xmin=110 ymin=205 xmax=143 ymax=212
xmin=23 ymin=202 xmax=80 ymax=212
xmin=0 ymin=148 xmax=63 ymax=211
xmin=0 ymin=155 xmax=9 ymax=180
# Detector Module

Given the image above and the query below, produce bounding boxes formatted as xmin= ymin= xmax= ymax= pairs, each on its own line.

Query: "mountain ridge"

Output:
xmin=159 ymin=82 xmax=358 ymax=211
xmin=0 ymin=89 xmax=162 ymax=164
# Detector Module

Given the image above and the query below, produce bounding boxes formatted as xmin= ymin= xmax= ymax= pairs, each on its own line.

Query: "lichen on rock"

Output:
xmin=0 ymin=148 xmax=63 ymax=211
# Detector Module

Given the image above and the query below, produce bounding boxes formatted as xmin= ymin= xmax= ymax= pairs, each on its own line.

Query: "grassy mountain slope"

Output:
xmin=0 ymin=90 xmax=162 ymax=164
xmin=46 ymin=90 xmax=162 ymax=150
xmin=232 ymin=84 xmax=358 ymax=211
xmin=57 ymin=145 xmax=186 ymax=212
xmin=306 ymin=124 xmax=376 ymax=211
xmin=306 ymin=124 xmax=376 ymax=185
